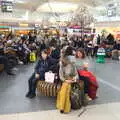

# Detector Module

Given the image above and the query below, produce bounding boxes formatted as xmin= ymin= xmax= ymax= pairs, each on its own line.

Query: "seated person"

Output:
xmin=75 ymin=48 xmax=88 ymax=70
xmin=16 ymin=39 xmax=30 ymax=64
xmin=26 ymin=49 xmax=58 ymax=99
xmin=23 ymin=40 xmax=31 ymax=64
xmin=0 ymin=42 xmax=15 ymax=75
xmin=50 ymin=45 xmax=60 ymax=60
xmin=105 ymin=44 xmax=112 ymax=58
xmin=49 ymin=39 xmax=60 ymax=60
xmin=40 ymin=40 xmax=46 ymax=52
xmin=86 ymin=40 xmax=94 ymax=56
xmin=75 ymin=48 xmax=92 ymax=101
xmin=112 ymin=39 xmax=120 ymax=60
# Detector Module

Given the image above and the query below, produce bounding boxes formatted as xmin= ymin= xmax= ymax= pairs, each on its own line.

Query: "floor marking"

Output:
xmin=98 ymin=77 xmax=120 ymax=92
xmin=78 ymin=107 xmax=87 ymax=117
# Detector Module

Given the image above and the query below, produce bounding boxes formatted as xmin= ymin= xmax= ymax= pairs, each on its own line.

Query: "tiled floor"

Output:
xmin=0 ymin=102 xmax=120 ymax=120
xmin=0 ymin=58 xmax=120 ymax=119
xmin=0 ymin=64 xmax=56 ymax=114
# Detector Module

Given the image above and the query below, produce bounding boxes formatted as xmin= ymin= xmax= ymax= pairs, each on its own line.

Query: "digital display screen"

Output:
xmin=107 ymin=8 xmax=116 ymax=17
xmin=1 ymin=1 xmax=13 ymax=12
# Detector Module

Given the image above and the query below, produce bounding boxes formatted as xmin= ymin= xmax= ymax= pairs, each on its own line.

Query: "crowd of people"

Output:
xmin=66 ymin=33 xmax=120 ymax=60
xmin=25 ymin=34 xmax=99 ymax=114
xmin=0 ymin=32 xmax=40 ymax=75
xmin=0 ymin=31 xmax=120 ymax=114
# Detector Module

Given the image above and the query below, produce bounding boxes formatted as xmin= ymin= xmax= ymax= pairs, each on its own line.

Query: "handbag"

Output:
xmin=70 ymin=83 xmax=82 ymax=110
xmin=45 ymin=71 xmax=55 ymax=83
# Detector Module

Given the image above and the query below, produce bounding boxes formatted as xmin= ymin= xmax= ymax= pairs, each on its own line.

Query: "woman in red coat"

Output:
xmin=76 ymin=48 xmax=98 ymax=100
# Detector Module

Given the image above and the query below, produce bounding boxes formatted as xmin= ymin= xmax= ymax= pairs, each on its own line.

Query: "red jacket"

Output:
xmin=78 ymin=70 xmax=99 ymax=100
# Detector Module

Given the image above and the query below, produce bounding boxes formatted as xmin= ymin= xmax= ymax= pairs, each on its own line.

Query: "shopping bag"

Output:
xmin=71 ymin=83 xmax=82 ymax=109
xmin=45 ymin=71 xmax=55 ymax=83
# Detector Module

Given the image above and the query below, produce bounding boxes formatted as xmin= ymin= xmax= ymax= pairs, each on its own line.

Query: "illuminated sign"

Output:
xmin=19 ymin=23 xmax=28 ymax=27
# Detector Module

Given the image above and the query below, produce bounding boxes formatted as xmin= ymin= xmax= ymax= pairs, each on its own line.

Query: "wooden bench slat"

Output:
xmin=0 ymin=64 xmax=4 ymax=72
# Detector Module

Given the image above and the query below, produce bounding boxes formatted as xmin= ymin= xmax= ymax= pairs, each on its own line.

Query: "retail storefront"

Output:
xmin=95 ymin=21 xmax=120 ymax=39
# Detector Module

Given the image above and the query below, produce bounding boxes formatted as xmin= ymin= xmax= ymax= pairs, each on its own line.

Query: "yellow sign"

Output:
xmin=19 ymin=23 xmax=28 ymax=27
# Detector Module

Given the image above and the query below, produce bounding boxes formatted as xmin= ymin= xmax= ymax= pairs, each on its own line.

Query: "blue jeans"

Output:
xmin=28 ymin=72 xmax=45 ymax=95
xmin=79 ymin=76 xmax=90 ymax=94
xmin=28 ymin=73 xmax=37 ymax=95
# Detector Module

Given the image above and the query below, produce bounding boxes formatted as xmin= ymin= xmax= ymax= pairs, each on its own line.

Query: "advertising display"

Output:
xmin=67 ymin=26 xmax=92 ymax=36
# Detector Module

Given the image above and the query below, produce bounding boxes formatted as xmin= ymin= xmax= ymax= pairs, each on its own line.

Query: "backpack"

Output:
xmin=30 ymin=52 xmax=36 ymax=62
xmin=70 ymin=83 xmax=83 ymax=109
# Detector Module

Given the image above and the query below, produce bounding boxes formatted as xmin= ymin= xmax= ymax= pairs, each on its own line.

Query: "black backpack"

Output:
xmin=70 ymin=83 xmax=83 ymax=109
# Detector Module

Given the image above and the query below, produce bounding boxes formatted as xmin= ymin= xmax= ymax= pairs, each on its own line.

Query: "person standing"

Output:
xmin=56 ymin=47 xmax=78 ymax=113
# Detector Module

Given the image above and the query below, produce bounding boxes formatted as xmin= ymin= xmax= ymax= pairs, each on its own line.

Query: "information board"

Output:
xmin=1 ymin=1 xmax=13 ymax=12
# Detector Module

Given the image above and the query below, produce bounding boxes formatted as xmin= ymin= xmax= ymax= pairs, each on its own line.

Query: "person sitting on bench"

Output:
xmin=26 ymin=49 xmax=58 ymax=99
xmin=112 ymin=39 xmax=120 ymax=60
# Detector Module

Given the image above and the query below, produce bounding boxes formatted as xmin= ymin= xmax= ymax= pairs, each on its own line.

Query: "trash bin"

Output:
xmin=96 ymin=47 xmax=105 ymax=63
xmin=96 ymin=53 xmax=105 ymax=63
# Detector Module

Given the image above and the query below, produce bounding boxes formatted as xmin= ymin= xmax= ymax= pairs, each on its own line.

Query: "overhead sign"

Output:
xmin=1 ymin=1 xmax=13 ymax=12
xmin=107 ymin=3 xmax=117 ymax=17
xmin=35 ymin=24 xmax=41 ymax=28
xmin=107 ymin=8 xmax=116 ymax=17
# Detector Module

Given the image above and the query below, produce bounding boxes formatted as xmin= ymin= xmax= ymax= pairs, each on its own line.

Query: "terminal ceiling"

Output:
xmin=0 ymin=0 xmax=119 ymax=22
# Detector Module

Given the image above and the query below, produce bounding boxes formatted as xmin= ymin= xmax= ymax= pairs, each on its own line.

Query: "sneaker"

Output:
xmin=18 ymin=61 xmax=24 ymax=65
xmin=85 ymin=94 xmax=92 ymax=101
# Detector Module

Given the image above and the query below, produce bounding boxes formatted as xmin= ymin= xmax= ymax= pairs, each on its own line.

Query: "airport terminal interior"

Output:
xmin=0 ymin=0 xmax=120 ymax=120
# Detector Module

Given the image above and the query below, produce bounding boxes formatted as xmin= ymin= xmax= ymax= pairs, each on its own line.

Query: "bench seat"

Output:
xmin=37 ymin=80 xmax=84 ymax=97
